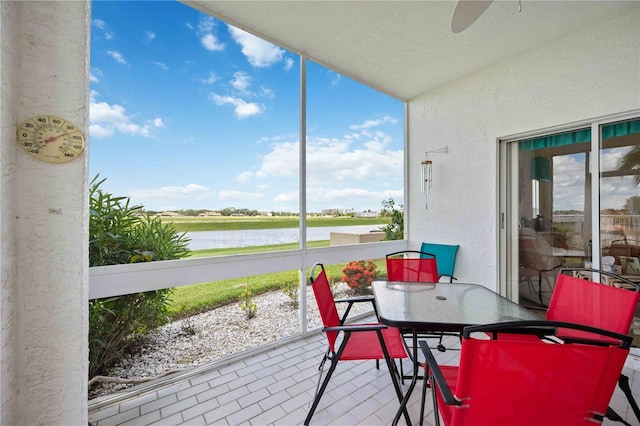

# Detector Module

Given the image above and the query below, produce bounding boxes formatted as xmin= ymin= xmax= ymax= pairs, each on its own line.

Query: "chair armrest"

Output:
xmin=335 ymin=295 xmax=375 ymax=304
xmin=324 ymin=323 xmax=387 ymax=333
xmin=335 ymin=295 xmax=378 ymax=324
xmin=419 ymin=340 xmax=462 ymax=406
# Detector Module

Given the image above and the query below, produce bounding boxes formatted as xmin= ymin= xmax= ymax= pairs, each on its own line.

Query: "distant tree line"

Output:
xmin=143 ymin=208 xmax=376 ymax=217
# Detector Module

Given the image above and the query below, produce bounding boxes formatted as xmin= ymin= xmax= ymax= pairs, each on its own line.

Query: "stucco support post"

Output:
xmin=1 ymin=1 xmax=91 ymax=424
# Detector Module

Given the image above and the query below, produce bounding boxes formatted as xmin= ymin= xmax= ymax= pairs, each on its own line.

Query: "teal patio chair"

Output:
xmin=420 ymin=243 xmax=459 ymax=282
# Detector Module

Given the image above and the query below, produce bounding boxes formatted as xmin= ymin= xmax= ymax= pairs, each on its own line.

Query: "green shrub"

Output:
xmin=239 ymin=280 xmax=257 ymax=319
xmin=88 ymin=175 xmax=190 ymax=379
xmin=380 ymin=198 xmax=404 ymax=240
xmin=281 ymin=279 xmax=299 ymax=308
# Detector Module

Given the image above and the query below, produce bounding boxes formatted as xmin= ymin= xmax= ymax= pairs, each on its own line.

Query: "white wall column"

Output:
xmin=1 ymin=1 xmax=91 ymax=424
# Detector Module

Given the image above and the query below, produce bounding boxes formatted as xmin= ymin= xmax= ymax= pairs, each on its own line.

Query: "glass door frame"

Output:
xmin=498 ymin=110 xmax=640 ymax=303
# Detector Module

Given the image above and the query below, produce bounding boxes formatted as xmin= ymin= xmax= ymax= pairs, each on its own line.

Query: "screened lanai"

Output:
xmin=1 ymin=1 xmax=639 ymax=425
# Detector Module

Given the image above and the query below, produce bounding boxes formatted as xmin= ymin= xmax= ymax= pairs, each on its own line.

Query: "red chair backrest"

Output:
xmin=386 ymin=255 xmax=438 ymax=283
xmin=547 ymin=274 xmax=640 ymax=340
xmin=447 ymin=336 xmax=629 ymax=425
xmin=310 ymin=264 xmax=341 ymax=352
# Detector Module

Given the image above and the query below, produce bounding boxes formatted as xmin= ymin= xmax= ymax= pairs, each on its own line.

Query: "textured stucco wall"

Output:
xmin=407 ymin=9 xmax=640 ymax=291
xmin=1 ymin=2 xmax=20 ymax=424
xmin=1 ymin=1 xmax=90 ymax=425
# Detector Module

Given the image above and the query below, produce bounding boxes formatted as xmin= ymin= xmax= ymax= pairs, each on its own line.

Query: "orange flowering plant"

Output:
xmin=342 ymin=260 xmax=377 ymax=294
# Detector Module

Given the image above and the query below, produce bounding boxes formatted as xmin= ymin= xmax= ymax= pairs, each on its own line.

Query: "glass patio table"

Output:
xmin=372 ymin=280 xmax=541 ymax=426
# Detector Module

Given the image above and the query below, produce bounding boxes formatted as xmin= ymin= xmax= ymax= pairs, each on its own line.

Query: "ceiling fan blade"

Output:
xmin=451 ymin=0 xmax=494 ymax=33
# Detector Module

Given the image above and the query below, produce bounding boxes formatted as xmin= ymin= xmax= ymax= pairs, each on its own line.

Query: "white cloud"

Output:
xmin=274 ymin=192 xmax=298 ymax=203
xmin=201 ymin=34 xmax=224 ymax=51
xmin=93 ymin=21 xmax=114 ymax=40
xmin=330 ymin=72 xmax=342 ymax=86
xmin=210 ymin=94 xmax=265 ymax=119
xmin=197 ymin=16 xmax=224 ymax=51
xmin=227 ymin=25 xmax=285 ymax=67
xmin=260 ymin=86 xmax=275 ymax=99
xmin=256 ymin=141 xmax=299 ymax=179
xmin=599 ymin=147 xmax=639 ymax=210
xmin=202 ymin=72 xmax=219 ymax=84
xmin=248 ymin=122 xmax=404 ymax=211
xmin=219 ymin=190 xmax=265 ymax=201
xmin=89 ymin=124 xmax=114 ymax=139
xmin=89 ymin=93 xmax=164 ymax=138
xmin=152 ymin=61 xmax=169 ymax=70
xmin=146 ymin=31 xmax=156 ymax=41
xmin=284 ymin=58 xmax=294 ymax=71
xmin=198 ymin=16 xmax=215 ymax=33
xmin=130 ymin=184 xmax=216 ymax=201
xmin=236 ymin=171 xmax=254 ymax=183
xmin=231 ymin=71 xmax=252 ymax=94
xmin=107 ymin=50 xmax=127 ymax=64
xmin=91 ymin=19 xmax=113 ymax=40
xmin=350 ymin=116 xmax=398 ymax=130
xmin=255 ymin=130 xmax=401 ymax=183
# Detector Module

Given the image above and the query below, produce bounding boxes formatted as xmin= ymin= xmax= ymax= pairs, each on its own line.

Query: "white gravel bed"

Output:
xmin=88 ymin=284 xmax=373 ymax=400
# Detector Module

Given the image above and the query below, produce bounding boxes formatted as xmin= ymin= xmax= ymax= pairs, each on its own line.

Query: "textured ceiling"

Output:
xmin=184 ymin=1 xmax=638 ymax=101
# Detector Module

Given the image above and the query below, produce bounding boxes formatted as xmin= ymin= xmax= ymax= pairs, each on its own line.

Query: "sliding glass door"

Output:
xmin=599 ymin=119 xmax=640 ymax=271
xmin=501 ymin=116 xmax=640 ymax=306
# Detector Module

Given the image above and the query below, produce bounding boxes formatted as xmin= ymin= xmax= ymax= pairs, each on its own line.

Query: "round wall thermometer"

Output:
xmin=16 ymin=115 xmax=85 ymax=163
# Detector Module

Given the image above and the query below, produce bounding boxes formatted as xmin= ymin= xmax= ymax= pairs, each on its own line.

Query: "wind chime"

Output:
xmin=421 ymin=159 xmax=433 ymax=209
xmin=421 ymin=147 xmax=448 ymax=209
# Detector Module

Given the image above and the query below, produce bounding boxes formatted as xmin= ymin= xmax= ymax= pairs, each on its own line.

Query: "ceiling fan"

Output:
xmin=451 ymin=0 xmax=523 ymax=33
xmin=451 ymin=0 xmax=494 ymax=33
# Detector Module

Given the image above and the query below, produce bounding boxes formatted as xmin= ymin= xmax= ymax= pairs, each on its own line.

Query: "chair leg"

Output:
xmin=382 ymin=352 xmax=412 ymax=426
xmin=419 ymin=365 xmax=429 ymax=426
xmin=375 ymin=331 xmax=411 ymax=426
xmin=619 ymin=374 xmax=640 ymax=422
xmin=436 ymin=333 xmax=446 ymax=352
xmin=537 ymin=273 xmax=544 ymax=306
xmin=604 ymin=407 xmax=633 ymax=426
xmin=304 ymin=355 xmax=339 ymax=425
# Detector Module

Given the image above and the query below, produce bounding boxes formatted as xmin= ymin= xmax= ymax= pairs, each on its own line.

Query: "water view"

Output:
xmin=186 ymin=224 xmax=383 ymax=250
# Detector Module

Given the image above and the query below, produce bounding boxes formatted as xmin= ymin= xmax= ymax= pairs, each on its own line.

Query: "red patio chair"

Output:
xmin=547 ymin=269 xmax=639 ymax=342
xmin=387 ymin=250 xmax=456 ymax=360
xmin=501 ymin=268 xmax=640 ymax=424
xmin=386 ymin=250 xmax=438 ymax=283
xmin=549 ymin=268 xmax=640 ymax=424
xmin=421 ymin=320 xmax=633 ymax=426
xmin=304 ymin=263 xmax=409 ymax=425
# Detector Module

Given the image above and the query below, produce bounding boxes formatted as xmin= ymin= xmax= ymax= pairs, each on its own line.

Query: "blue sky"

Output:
xmin=89 ymin=1 xmax=404 ymax=213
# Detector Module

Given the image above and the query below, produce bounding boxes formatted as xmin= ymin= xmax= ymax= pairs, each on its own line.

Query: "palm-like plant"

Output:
xmin=616 ymin=146 xmax=640 ymax=186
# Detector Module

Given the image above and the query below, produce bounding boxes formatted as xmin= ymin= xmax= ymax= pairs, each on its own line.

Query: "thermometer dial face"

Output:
xmin=17 ymin=115 xmax=85 ymax=163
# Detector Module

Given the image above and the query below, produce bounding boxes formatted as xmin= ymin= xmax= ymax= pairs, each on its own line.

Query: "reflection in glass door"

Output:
xmin=599 ymin=119 xmax=640 ymax=280
xmin=513 ymin=130 xmax=592 ymax=306
xmin=502 ymin=117 xmax=640 ymax=307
